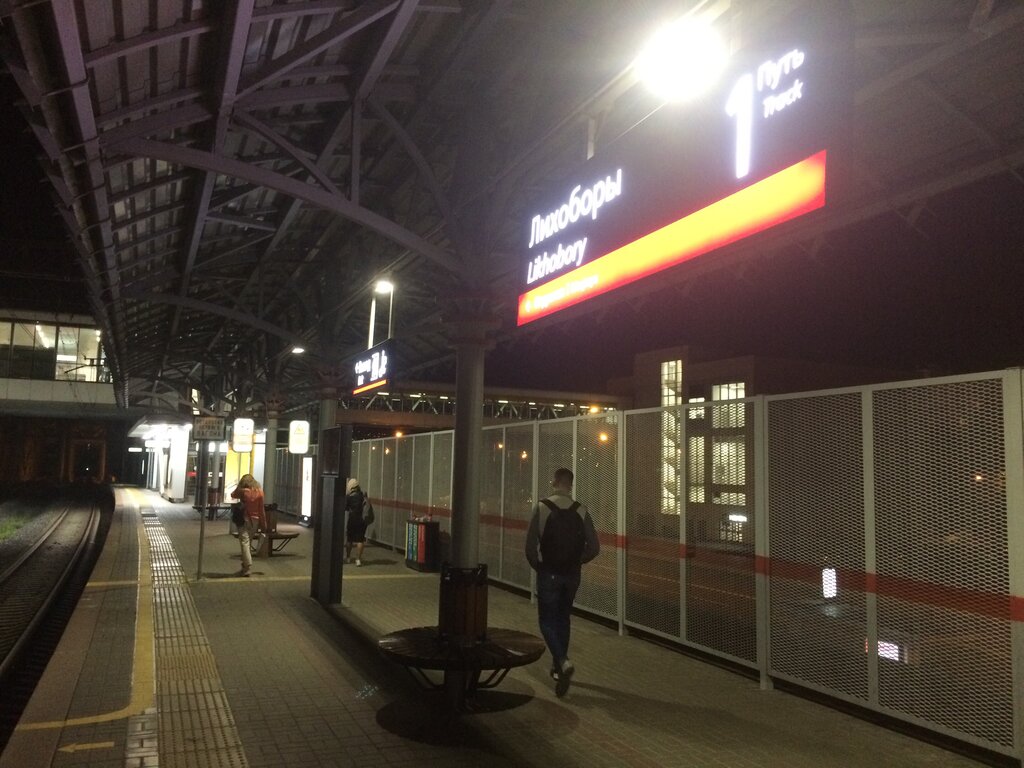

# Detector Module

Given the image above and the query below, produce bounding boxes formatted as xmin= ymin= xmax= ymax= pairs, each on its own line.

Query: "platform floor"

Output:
xmin=0 ymin=488 xmax=996 ymax=768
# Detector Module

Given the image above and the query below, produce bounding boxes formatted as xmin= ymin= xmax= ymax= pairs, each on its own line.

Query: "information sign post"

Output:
xmin=192 ymin=417 xmax=225 ymax=581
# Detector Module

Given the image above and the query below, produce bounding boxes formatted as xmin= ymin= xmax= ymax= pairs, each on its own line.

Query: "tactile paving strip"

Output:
xmin=140 ymin=508 xmax=248 ymax=768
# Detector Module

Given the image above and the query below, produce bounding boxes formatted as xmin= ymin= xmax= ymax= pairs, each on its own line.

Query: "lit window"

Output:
xmin=687 ymin=436 xmax=705 ymax=503
xmin=712 ymin=382 xmax=746 ymax=428
xmin=687 ymin=396 xmax=706 ymax=419
xmin=720 ymin=520 xmax=745 ymax=544
xmin=661 ymin=360 xmax=684 ymax=515
xmin=660 ymin=360 xmax=682 ymax=406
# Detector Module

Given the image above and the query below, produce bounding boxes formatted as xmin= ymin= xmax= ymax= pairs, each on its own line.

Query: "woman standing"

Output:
xmin=231 ymin=474 xmax=266 ymax=576
xmin=344 ymin=478 xmax=373 ymax=566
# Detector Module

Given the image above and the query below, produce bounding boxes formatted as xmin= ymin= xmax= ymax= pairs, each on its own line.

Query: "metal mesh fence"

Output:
xmin=479 ymin=426 xmax=505 ymax=579
xmin=873 ymin=377 xmax=1012 ymax=747
xmin=331 ymin=370 xmax=1021 ymax=756
xmin=624 ymin=409 xmax=680 ymax=638
xmin=575 ymin=414 xmax=619 ymax=619
xmin=684 ymin=399 xmax=757 ymax=663
xmin=394 ymin=435 xmax=414 ymax=551
xmin=412 ymin=434 xmax=431 ymax=515
xmin=431 ymin=432 xmax=453 ymax=539
xmin=501 ymin=423 xmax=535 ymax=589
xmin=364 ymin=440 xmax=383 ymax=541
xmin=767 ymin=392 xmax=867 ymax=700
xmin=378 ymin=437 xmax=398 ymax=547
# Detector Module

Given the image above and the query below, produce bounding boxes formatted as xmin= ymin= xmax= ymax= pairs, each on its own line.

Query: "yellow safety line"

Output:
xmin=84 ymin=581 xmax=138 ymax=588
xmin=17 ymin=488 xmax=155 ymax=730
xmin=201 ymin=572 xmax=426 ymax=583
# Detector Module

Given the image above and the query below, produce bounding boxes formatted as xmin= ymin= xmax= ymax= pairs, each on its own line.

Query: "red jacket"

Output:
xmin=231 ymin=486 xmax=266 ymax=526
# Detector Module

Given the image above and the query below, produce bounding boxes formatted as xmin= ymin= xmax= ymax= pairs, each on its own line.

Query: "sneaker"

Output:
xmin=355 ymin=559 xmax=362 ymax=567
xmin=555 ymin=660 xmax=574 ymax=698
xmin=549 ymin=665 xmax=559 ymax=680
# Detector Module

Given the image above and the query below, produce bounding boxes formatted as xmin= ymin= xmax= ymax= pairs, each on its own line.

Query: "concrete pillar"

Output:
xmin=319 ymin=392 xmax=337 ymax=434
xmin=310 ymin=389 xmax=339 ymax=601
xmin=450 ymin=337 xmax=485 ymax=568
xmin=447 ymin=315 xmax=497 ymax=569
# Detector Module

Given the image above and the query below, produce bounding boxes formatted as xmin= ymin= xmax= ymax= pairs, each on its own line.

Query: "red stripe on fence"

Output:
xmin=374 ymin=499 xmax=1023 ymax=620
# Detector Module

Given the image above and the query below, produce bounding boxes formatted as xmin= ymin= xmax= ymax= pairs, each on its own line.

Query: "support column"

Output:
xmin=450 ymin=335 xmax=486 ymax=568
xmin=311 ymin=389 xmax=344 ymax=603
xmin=263 ymin=415 xmax=279 ymax=503
xmin=448 ymin=313 xmax=497 ymax=568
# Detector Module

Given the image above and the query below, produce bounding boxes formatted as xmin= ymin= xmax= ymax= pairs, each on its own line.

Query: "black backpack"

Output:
xmin=539 ymin=499 xmax=585 ymax=572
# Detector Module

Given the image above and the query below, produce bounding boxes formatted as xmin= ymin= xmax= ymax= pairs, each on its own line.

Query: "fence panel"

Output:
xmin=364 ymin=440 xmax=384 ymax=540
xmin=575 ymin=414 xmax=619 ymax=619
xmin=431 ymin=432 xmax=453 ymax=543
xmin=412 ymin=434 xmax=431 ymax=516
xmin=873 ymin=377 xmax=1012 ymax=749
xmin=479 ymin=426 xmax=505 ymax=576
xmin=500 ymin=423 xmax=535 ymax=589
xmin=766 ymin=391 xmax=867 ymax=700
xmin=623 ymin=409 xmax=680 ymax=639
xmin=378 ymin=438 xmax=398 ymax=547
xmin=394 ymin=435 xmax=414 ymax=552
xmin=684 ymin=399 xmax=757 ymax=664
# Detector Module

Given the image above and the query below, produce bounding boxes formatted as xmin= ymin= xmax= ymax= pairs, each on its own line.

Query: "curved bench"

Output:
xmin=378 ymin=626 xmax=545 ymax=709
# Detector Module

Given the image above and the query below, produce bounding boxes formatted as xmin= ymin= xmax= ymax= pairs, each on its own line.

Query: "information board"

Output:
xmin=193 ymin=416 xmax=225 ymax=441
xmin=517 ymin=5 xmax=852 ymax=325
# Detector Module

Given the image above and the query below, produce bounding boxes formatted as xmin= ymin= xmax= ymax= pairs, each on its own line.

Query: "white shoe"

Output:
xmin=355 ymin=559 xmax=362 ymax=567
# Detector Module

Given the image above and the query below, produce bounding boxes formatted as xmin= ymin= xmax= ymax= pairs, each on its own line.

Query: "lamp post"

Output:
xmin=368 ymin=279 xmax=395 ymax=349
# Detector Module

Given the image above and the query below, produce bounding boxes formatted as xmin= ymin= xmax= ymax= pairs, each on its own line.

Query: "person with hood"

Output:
xmin=344 ymin=478 xmax=374 ymax=566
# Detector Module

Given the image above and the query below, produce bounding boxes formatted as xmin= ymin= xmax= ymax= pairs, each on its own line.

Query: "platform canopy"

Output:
xmin=1 ymin=0 xmax=1022 ymax=414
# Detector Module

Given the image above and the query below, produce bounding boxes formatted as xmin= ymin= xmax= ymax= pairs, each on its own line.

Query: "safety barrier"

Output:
xmin=339 ymin=368 xmax=1023 ymax=759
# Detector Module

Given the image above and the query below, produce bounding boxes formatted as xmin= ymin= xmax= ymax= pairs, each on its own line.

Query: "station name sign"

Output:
xmin=517 ymin=5 xmax=852 ymax=325
xmin=350 ymin=339 xmax=392 ymax=396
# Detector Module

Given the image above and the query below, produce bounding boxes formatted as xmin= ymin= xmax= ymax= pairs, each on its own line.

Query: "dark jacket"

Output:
xmin=345 ymin=489 xmax=373 ymax=527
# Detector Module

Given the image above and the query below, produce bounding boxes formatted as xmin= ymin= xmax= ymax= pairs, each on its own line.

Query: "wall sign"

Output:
xmin=232 ymin=417 xmax=254 ymax=453
xmin=192 ymin=416 xmax=225 ymax=441
xmin=517 ymin=5 xmax=852 ymax=325
xmin=351 ymin=339 xmax=392 ymax=396
xmin=288 ymin=420 xmax=310 ymax=454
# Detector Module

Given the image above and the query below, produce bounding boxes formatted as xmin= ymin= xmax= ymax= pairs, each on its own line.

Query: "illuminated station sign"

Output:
xmin=517 ymin=7 xmax=852 ymax=325
xmin=351 ymin=339 xmax=392 ymax=396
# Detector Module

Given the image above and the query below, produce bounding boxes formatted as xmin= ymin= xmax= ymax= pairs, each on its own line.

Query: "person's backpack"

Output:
xmin=538 ymin=499 xmax=585 ymax=572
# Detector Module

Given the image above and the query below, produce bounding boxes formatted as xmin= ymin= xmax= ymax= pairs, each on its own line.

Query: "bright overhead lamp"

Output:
xmin=635 ymin=17 xmax=728 ymax=102
xmin=375 ymin=279 xmax=394 ymax=294
xmin=291 ymin=346 xmax=305 ymax=354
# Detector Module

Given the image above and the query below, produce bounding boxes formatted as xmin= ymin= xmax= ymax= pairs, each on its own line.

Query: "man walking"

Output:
xmin=525 ymin=467 xmax=600 ymax=697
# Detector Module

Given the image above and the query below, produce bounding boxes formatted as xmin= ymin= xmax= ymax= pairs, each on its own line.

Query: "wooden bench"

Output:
xmin=378 ymin=626 xmax=545 ymax=708
xmin=254 ymin=504 xmax=299 ymax=557
xmin=377 ymin=566 xmax=544 ymax=711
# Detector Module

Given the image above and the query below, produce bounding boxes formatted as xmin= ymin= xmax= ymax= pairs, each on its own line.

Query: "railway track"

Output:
xmin=0 ymin=488 xmax=111 ymax=751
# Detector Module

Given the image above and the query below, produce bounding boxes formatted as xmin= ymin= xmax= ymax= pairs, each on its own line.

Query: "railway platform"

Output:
xmin=0 ymin=488 xmax=996 ymax=767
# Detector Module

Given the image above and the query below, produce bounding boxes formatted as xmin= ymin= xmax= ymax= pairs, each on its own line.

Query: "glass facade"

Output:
xmin=0 ymin=318 xmax=108 ymax=382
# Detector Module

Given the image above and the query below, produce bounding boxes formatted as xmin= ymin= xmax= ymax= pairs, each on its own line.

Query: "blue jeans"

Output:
xmin=536 ymin=568 xmax=581 ymax=667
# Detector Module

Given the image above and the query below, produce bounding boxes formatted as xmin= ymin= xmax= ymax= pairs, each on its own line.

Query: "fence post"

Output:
xmin=754 ymin=396 xmax=772 ymax=690
xmin=617 ymin=411 xmax=627 ymax=635
xmin=1003 ymin=370 xmax=1024 ymax=761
